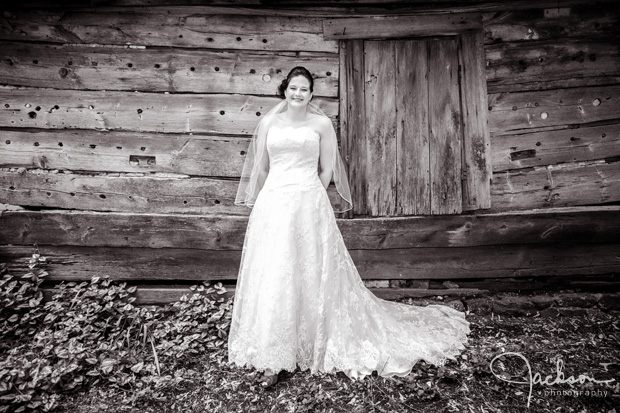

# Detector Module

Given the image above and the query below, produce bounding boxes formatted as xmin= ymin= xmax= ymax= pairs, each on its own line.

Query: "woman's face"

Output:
xmin=285 ymin=75 xmax=312 ymax=108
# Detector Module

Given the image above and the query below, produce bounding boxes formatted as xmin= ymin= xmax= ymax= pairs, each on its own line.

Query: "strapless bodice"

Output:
xmin=263 ymin=126 xmax=321 ymax=190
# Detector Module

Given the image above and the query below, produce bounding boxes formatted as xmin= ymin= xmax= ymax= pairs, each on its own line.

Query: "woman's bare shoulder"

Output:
xmin=308 ymin=113 xmax=332 ymax=131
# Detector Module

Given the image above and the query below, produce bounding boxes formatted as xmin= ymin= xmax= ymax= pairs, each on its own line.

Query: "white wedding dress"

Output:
xmin=228 ymin=125 xmax=470 ymax=379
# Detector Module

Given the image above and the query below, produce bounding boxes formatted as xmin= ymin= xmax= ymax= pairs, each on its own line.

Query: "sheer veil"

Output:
xmin=235 ymin=100 xmax=353 ymax=213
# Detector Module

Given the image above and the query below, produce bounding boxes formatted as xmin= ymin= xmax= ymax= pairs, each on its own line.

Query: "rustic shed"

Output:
xmin=1 ymin=0 xmax=619 ymax=303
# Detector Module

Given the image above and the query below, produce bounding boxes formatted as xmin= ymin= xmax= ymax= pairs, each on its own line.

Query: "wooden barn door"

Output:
xmin=340 ymin=34 xmax=490 ymax=217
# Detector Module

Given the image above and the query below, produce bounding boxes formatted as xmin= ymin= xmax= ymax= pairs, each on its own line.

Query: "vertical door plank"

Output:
xmin=428 ymin=38 xmax=462 ymax=215
xmin=458 ymin=30 xmax=492 ymax=211
xmin=396 ymin=40 xmax=430 ymax=215
xmin=341 ymin=40 xmax=367 ymax=216
xmin=364 ymin=40 xmax=397 ymax=216
xmin=338 ymin=40 xmax=351 ymax=218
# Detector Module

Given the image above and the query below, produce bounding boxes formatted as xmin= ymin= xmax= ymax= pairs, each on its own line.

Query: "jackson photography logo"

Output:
xmin=490 ymin=352 xmax=616 ymax=408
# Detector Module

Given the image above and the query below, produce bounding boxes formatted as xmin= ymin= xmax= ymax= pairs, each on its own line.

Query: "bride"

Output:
xmin=229 ymin=67 xmax=470 ymax=387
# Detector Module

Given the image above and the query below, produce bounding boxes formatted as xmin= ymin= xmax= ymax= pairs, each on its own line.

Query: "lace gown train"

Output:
xmin=228 ymin=126 xmax=470 ymax=379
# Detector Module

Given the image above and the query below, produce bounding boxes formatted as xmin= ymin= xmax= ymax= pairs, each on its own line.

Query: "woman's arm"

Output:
xmin=257 ymin=147 xmax=270 ymax=190
xmin=318 ymin=117 xmax=334 ymax=189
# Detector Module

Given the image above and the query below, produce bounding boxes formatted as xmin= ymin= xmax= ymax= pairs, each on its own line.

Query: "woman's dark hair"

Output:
xmin=277 ymin=66 xmax=314 ymax=99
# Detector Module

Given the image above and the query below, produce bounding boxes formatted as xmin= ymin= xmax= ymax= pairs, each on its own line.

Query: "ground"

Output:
xmin=2 ymin=260 xmax=618 ymax=413
xmin=57 ymin=304 xmax=619 ymax=413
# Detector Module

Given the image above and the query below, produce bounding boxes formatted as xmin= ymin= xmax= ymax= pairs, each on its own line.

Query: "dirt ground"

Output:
xmin=57 ymin=302 xmax=620 ymax=413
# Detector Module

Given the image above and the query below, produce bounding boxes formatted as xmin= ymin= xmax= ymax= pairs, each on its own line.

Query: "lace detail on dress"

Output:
xmin=228 ymin=126 xmax=470 ymax=378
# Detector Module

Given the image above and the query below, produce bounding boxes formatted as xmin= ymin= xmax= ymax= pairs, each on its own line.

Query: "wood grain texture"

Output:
xmin=459 ymin=30 xmax=492 ymax=210
xmin=364 ymin=40 xmax=397 ymax=216
xmin=40 ymin=285 xmax=485 ymax=305
xmin=490 ymin=161 xmax=620 ymax=211
xmin=341 ymin=40 xmax=367 ymax=216
xmin=3 ymin=241 xmax=620 ymax=281
xmin=3 ymin=206 xmax=619 ymax=251
xmin=4 ymin=1 xmax=615 ymax=15
xmin=491 ymin=123 xmax=620 ymax=172
xmin=41 ymin=285 xmax=236 ymax=305
xmin=323 ymin=13 xmax=482 ymax=40
xmin=129 ymin=287 xmax=486 ymax=305
xmin=347 ymin=242 xmax=620 ymax=279
xmin=0 ymin=86 xmax=338 ymax=134
xmin=488 ymin=85 xmax=620 ymax=133
xmin=455 ymin=273 xmax=620 ymax=293
xmin=0 ymin=168 xmax=348 ymax=215
xmin=0 ymin=129 xmax=250 ymax=177
xmin=0 ymin=170 xmax=249 ymax=215
xmin=483 ymin=8 xmax=620 ymax=45
xmin=486 ymin=76 xmax=620 ymax=96
xmin=428 ymin=38 xmax=462 ymax=215
xmin=1 ymin=245 xmax=241 ymax=280
xmin=395 ymin=40 xmax=430 ymax=215
xmin=0 ymin=9 xmax=337 ymax=52
xmin=0 ymin=41 xmax=338 ymax=96
xmin=486 ymin=39 xmax=620 ymax=94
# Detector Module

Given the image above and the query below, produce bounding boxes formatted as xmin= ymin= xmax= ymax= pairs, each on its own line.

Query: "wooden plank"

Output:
xmin=2 ymin=246 xmax=241 ymax=280
xmin=3 ymin=176 xmax=378 ymax=219
xmin=323 ymin=13 xmax=482 ymax=40
xmin=369 ymin=288 xmax=488 ymax=300
xmin=341 ymin=40 xmax=368 ymax=216
xmin=482 ymin=8 xmax=620 ymax=45
xmin=488 ymin=85 xmax=620 ymax=133
xmin=486 ymin=39 xmax=620 ymax=93
xmin=364 ymin=40 xmax=397 ymax=216
xmin=459 ymin=30 xmax=492 ymax=211
xmin=0 ymin=168 xmax=346 ymax=215
xmin=125 ymin=286 xmax=487 ymax=306
xmin=395 ymin=40 xmax=430 ymax=215
xmin=3 ymin=1 xmax=616 ymax=15
xmin=0 ymin=211 xmax=250 ymax=250
xmin=2 ymin=206 xmax=619 ymax=251
xmin=0 ymin=41 xmax=338 ymax=96
xmin=0 ymin=87 xmax=338 ymax=134
xmin=0 ymin=9 xmax=337 ymax=52
xmin=0 ymin=129 xmax=250 ymax=177
xmin=132 ymin=286 xmax=235 ymax=305
xmin=128 ymin=287 xmax=487 ymax=305
xmin=4 ymin=241 xmax=620 ymax=281
xmin=44 ymin=286 xmax=486 ymax=306
xmin=486 ymin=75 xmax=620 ymax=95
xmin=338 ymin=41 xmax=352 ymax=218
xmin=456 ymin=274 xmax=619 ymax=293
xmin=491 ymin=123 xmax=620 ymax=172
xmin=490 ymin=161 xmax=620 ymax=211
xmin=349 ymin=242 xmax=620 ymax=279
xmin=41 ymin=286 xmax=236 ymax=306
xmin=0 ymin=170 xmax=250 ymax=215
xmin=428 ymin=37 xmax=462 ymax=215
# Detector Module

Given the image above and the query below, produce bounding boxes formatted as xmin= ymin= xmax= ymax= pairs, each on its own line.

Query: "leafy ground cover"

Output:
xmin=1 ymin=253 xmax=618 ymax=412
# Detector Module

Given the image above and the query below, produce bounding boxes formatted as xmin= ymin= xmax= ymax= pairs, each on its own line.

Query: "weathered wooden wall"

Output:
xmin=1 ymin=4 xmax=618 ymax=214
xmin=1 ymin=1 xmax=619 ymax=299
xmin=483 ymin=6 xmax=620 ymax=211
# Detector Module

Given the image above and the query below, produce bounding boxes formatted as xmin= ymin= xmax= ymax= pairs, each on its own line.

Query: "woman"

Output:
xmin=229 ymin=67 xmax=469 ymax=387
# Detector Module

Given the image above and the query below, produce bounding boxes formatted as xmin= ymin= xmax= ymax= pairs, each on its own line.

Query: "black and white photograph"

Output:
xmin=0 ymin=0 xmax=619 ymax=411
